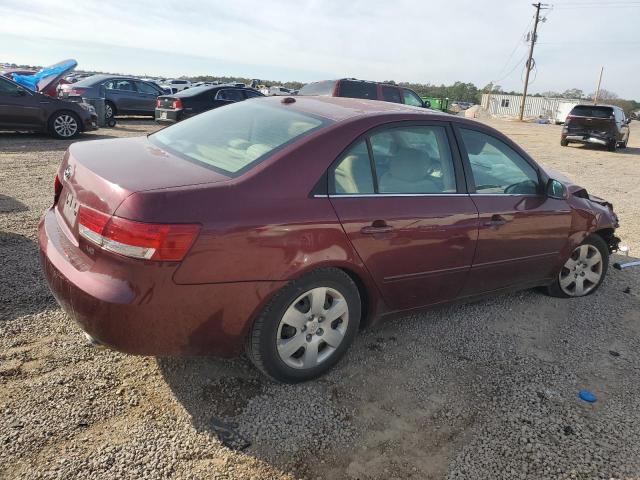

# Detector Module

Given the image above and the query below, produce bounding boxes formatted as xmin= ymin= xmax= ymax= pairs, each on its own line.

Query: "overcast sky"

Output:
xmin=1 ymin=0 xmax=638 ymax=99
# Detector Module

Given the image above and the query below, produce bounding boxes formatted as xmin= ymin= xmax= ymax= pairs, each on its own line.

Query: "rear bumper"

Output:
xmin=564 ymin=134 xmax=610 ymax=146
xmin=38 ymin=208 xmax=285 ymax=357
xmin=155 ymin=108 xmax=183 ymax=124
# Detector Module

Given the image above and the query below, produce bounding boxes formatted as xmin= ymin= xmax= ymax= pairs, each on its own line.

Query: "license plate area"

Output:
xmin=62 ymin=192 xmax=79 ymax=228
xmin=160 ymin=111 xmax=167 ymax=119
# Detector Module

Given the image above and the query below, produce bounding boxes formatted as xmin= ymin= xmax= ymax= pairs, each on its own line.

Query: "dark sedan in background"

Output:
xmin=155 ymin=84 xmax=264 ymax=124
xmin=0 ymin=74 xmax=97 ymax=139
xmin=59 ymin=74 xmax=165 ymax=119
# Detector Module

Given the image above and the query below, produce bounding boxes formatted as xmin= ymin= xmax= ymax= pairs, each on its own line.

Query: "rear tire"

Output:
xmin=247 ymin=268 xmax=361 ymax=383
xmin=547 ymin=234 xmax=609 ymax=298
xmin=48 ymin=111 xmax=80 ymax=139
xmin=105 ymin=101 xmax=116 ymax=120
xmin=607 ymin=139 xmax=617 ymax=152
xmin=560 ymin=137 xmax=569 ymax=147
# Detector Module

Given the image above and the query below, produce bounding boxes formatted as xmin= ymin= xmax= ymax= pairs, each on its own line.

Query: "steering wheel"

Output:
xmin=504 ymin=180 xmax=537 ymax=194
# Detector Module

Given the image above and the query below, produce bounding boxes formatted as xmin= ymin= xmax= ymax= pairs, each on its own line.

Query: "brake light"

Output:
xmin=172 ymin=98 xmax=183 ymax=109
xmin=54 ymin=174 xmax=62 ymax=204
xmin=69 ymin=87 xmax=87 ymax=96
xmin=78 ymin=206 xmax=200 ymax=261
xmin=156 ymin=98 xmax=162 ymax=107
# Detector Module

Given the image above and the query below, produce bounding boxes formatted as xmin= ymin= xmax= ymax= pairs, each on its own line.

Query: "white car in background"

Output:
xmin=160 ymin=79 xmax=192 ymax=94
xmin=269 ymin=86 xmax=292 ymax=96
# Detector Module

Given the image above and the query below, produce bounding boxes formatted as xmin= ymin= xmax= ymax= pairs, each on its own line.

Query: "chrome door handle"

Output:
xmin=361 ymin=220 xmax=393 ymax=234
xmin=483 ymin=215 xmax=507 ymax=228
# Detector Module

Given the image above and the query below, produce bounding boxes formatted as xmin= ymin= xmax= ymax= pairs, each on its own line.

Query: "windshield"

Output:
xmin=150 ymin=100 xmax=329 ymax=176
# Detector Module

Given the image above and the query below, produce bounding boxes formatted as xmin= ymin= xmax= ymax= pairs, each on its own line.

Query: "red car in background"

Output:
xmin=39 ymin=96 xmax=619 ymax=382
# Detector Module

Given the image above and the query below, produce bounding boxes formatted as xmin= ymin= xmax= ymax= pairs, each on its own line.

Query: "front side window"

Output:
xmin=370 ymin=126 xmax=457 ymax=194
xmin=298 ymin=80 xmax=336 ymax=96
xmin=338 ymin=80 xmax=377 ymax=100
xmin=136 ymin=81 xmax=159 ymax=95
xmin=459 ymin=128 xmax=539 ymax=195
xmin=150 ymin=101 xmax=327 ymax=176
xmin=332 ymin=140 xmax=375 ymax=194
xmin=216 ymin=89 xmax=243 ymax=101
xmin=382 ymin=86 xmax=402 ymax=103
xmin=402 ymin=89 xmax=423 ymax=107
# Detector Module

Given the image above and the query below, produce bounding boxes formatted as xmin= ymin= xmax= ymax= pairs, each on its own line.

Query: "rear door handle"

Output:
xmin=483 ymin=214 xmax=507 ymax=228
xmin=361 ymin=220 xmax=393 ymax=235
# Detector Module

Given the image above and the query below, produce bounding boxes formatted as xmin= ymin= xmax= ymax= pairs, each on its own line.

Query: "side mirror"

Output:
xmin=625 ymin=118 xmax=632 ymax=124
xmin=423 ymin=100 xmax=431 ymax=109
xmin=546 ymin=178 xmax=567 ymax=199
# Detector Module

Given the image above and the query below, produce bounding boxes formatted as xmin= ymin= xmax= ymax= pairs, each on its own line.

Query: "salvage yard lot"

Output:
xmin=1 ymin=119 xmax=640 ymax=480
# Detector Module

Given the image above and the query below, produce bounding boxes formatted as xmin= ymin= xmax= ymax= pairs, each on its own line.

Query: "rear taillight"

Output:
xmin=172 ymin=98 xmax=183 ymax=109
xmin=156 ymin=98 xmax=162 ymax=107
xmin=54 ymin=174 xmax=63 ymax=204
xmin=69 ymin=87 xmax=87 ymax=96
xmin=78 ymin=206 xmax=200 ymax=261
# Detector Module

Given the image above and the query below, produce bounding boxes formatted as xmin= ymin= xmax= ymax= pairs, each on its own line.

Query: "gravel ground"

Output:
xmin=1 ymin=119 xmax=639 ymax=480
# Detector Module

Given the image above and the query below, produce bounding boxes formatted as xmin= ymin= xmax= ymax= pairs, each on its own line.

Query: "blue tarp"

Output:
xmin=12 ymin=59 xmax=77 ymax=92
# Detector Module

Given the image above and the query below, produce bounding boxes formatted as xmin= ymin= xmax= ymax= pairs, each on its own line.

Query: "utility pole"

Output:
xmin=518 ymin=3 xmax=548 ymax=121
xmin=593 ymin=66 xmax=604 ymax=105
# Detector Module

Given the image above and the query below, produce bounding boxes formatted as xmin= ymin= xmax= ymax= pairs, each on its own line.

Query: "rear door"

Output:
xmin=455 ymin=126 xmax=572 ymax=296
xmin=214 ymin=88 xmax=244 ymax=106
xmin=104 ymin=79 xmax=138 ymax=113
xmin=329 ymin=121 xmax=479 ymax=311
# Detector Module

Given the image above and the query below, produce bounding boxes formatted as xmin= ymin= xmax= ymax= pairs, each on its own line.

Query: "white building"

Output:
xmin=481 ymin=93 xmax=582 ymax=123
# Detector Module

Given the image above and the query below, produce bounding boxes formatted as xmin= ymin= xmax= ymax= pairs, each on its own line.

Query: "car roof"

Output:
xmin=264 ymin=95 xmax=447 ymax=122
xmin=73 ymin=74 xmax=148 ymax=86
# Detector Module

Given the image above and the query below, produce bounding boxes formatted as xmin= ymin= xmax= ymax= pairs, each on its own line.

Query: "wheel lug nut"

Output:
xmin=306 ymin=334 xmax=312 ymax=342
xmin=301 ymin=325 xmax=306 ymax=332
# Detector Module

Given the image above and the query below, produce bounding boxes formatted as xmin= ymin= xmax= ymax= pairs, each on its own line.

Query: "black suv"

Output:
xmin=298 ymin=78 xmax=430 ymax=108
xmin=561 ymin=104 xmax=631 ymax=152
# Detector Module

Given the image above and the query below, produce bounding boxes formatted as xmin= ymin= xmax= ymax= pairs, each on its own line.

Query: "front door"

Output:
xmin=329 ymin=123 xmax=479 ymax=311
xmin=104 ymin=79 xmax=138 ymax=114
xmin=455 ymin=126 xmax=572 ymax=296
xmin=0 ymin=77 xmax=43 ymax=128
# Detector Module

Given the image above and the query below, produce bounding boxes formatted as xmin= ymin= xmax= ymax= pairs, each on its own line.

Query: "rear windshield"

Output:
xmin=338 ymin=80 xmax=377 ymax=100
xmin=298 ymin=80 xmax=337 ymax=96
xmin=569 ymin=105 xmax=614 ymax=118
xmin=149 ymin=100 xmax=329 ymax=176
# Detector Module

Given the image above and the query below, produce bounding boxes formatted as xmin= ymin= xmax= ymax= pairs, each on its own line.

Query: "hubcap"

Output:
xmin=276 ymin=287 xmax=349 ymax=369
xmin=559 ymin=244 xmax=603 ymax=296
xmin=105 ymin=104 xmax=113 ymax=118
xmin=54 ymin=114 xmax=78 ymax=138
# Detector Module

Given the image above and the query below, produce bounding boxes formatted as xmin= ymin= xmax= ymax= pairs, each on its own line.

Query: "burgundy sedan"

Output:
xmin=39 ymin=96 xmax=620 ymax=382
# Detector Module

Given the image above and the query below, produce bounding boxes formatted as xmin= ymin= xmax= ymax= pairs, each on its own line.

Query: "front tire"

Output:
xmin=48 ymin=111 xmax=80 ymax=139
xmin=247 ymin=268 xmax=361 ymax=383
xmin=105 ymin=101 xmax=116 ymax=120
xmin=607 ymin=139 xmax=617 ymax=152
xmin=560 ymin=137 xmax=569 ymax=147
xmin=547 ymin=234 xmax=609 ymax=298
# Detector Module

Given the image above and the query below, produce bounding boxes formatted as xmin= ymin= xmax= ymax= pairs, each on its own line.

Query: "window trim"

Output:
xmin=327 ymin=120 xmax=468 ymax=197
xmin=451 ymin=123 xmax=545 ymax=196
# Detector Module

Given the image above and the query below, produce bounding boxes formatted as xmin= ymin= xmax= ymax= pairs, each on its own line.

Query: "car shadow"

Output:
xmin=0 ymin=131 xmax=131 ymax=153
xmin=618 ymin=146 xmax=640 ymax=156
xmin=0 ymin=194 xmax=28 ymax=214
xmin=0 ymin=231 xmax=56 ymax=322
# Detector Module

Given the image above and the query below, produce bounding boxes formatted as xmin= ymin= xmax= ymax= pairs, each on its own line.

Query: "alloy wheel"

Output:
xmin=276 ymin=287 xmax=349 ymax=369
xmin=53 ymin=114 xmax=78 ymax=138
xmin=105 ymin=103 xmax=113 ymax=118
xmin=559 ymin=244 xmax=603 ymax=296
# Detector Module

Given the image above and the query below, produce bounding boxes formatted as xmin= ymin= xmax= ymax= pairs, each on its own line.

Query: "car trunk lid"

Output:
xmin=565 ymin=106 xmax=615 ymax=135
xmin=157 ymin=96 xmax=179 ymax=109
xmin=55 ymin=136 xmax=229 ymax=241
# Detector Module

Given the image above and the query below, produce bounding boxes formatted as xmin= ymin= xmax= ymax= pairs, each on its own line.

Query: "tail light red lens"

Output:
xmin=54 ymin=174 xmax=63 ymax=204
xmin=172 ymin=98 xmax=183 ymax=109
xmin=70 ymin=87 xmax=88 ymax=96
xmin=78 ymin=206 xmax=200 ymax=261
xmin=156 ymin=98 xmax=162 ymax=107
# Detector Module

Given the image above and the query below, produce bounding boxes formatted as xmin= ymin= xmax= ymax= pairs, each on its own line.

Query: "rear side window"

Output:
xmin=298 ymin=80 xmax=336 ymax=96
xmin=150 ymin=101 xmax=328 ymax=176
xmin=382 ymin=86 xmax=402 ymax=104
xmin=569 ymin=105 xmax=613 ymax=118
xmin=332 ymin=141 xmax=375 ymax=194
xmin=105 ymin=79 xmax=136 ymax=91
xmin=244 ymin=90 xmax=263 ymax=99
xmin=338 ymin=80 xmax=377 ymax=100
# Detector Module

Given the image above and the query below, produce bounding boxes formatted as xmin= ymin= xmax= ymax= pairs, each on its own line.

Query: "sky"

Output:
xmin=0 ymin=0 xmax=639 ymax=99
